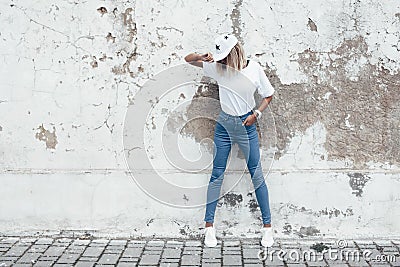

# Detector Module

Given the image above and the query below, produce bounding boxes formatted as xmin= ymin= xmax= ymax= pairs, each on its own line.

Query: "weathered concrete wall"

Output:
xmin=1 ymin=0 xmax=399 ymax=239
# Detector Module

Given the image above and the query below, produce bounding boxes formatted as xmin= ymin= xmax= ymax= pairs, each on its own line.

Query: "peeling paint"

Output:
xmin=296 ymin=226 xmax=320 ymax=237
xmin=111 ymin=7 xmax=138 ymax=77
xmin=348 ymin=172 xmax=371 ymax=197
xmin=307 ymin=18 xmax=318 ymax=31
xmin=35 ymin=124 xmax=58 ymax=149
xmin=282 ymin=223 xmax=292 ymax=235
xmin=247 ymin=193 xmax=259 ymax=213
xmin=230 ymin=0 xmax=244 ymax=44
xmin=167 ymin=77 xmax=220 ymax=152
xmin=97 ymin=7 xmax=107 ymax=16
xmin=106 ymin=32 xmax=116 ymax=43
xmin=281 ymin=203 xmax=354 ymax=218
xmin=310 ymin=242 xmax=329 ymax=252
xmin=219 ymin=192 xmax=243 ymax=208
xmin=270 ymin=34 xmax=400 ymax=167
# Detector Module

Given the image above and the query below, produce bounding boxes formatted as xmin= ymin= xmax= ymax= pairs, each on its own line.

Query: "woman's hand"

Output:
xmin=200 ymin=52 xmax=214 ymax=62
xmin=242 ymin=114 xmax=257 ymax=126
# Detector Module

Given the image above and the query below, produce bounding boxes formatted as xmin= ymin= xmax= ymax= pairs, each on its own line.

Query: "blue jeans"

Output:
xmin=204 ymin=110 xmax=271 ymax=225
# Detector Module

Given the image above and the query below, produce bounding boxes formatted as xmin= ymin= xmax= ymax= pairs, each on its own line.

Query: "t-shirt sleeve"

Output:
xmin=202 ymin=61 xmax=216 ymax=79
xmin=256 ymin=63 xmax=275 ymax=98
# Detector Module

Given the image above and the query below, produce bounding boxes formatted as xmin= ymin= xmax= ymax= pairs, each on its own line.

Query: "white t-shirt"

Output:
xmin=202 ymin=59 xmax=275 ymax=116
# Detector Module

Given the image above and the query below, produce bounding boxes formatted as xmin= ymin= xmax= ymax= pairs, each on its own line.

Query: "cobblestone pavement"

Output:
xmin=0 ymin=235 xmax=399 ymax=267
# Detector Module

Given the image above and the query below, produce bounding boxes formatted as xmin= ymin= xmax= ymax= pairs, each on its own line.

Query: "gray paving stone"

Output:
xmin=181 ymin=254 xmax=201 ymax=265
xmin=35 ymin=238 xmax=54 ymax=245
xmin=76 ymin=256 xmax=98 ymax=262
xmin=33 ymin=260 xmax=56 ymax=267
xmin=160 ymin=263 xmax=179 ymax=267
xmin=242 ymin=240 xmax=260 ymax=246
xmin=74 ymin=262 xmax=95 ymax=267
xmin=374 ymin=240 xmax=394 ymax=247
xmin=224 ymin=246 xmax=241 ymax=250
xmin=65 ymin=245 xmax=86 ymax=254
xmin=138 ymin=253 xmax=161 ymax=265
xmin=224 ymin=240 xmax=241 ymax=247
xmin=98 ymin=253 xmax=120 ymax=264
xmin=143 ymin=249 xmax=163 ymax=255
xmin=104 ymin=245 xmax=124 ymax=254
xmin=161 ymin=257 xmax=180 ymax=262
xmin=347 ymin=259 xmax=371 ymax=266
xmin=19 ymin=237 xmax=37 ymax=243
xmin=54 ymin=238 xmax=72 ymax=244
xmin=145 ymin=245 xmax=165 ymax=250
xmin=203 ymin=248 xmax=222 ymax=259
xmin=57 ymin=253 xmax=81 ymax=264
xmin=82 ymin=246 xmax=104 ymax=257
xmin=4 ymin=246 xmax=29 ymax=257
xmin=72 ymin=239 xmax=91 ymax=246
xmin=223 ymin=247 xmax=242 ymax=254
xmin=162 ymin=247 xmax=182 ymax=258
xmin=166 ymin=240 xmax=184 ymax=246
xmin=0 ymin=243 xmax=12 ymax=249
xmin=243 ymin=263 xmax=263 ymax=267
xmin=243 ymin=248 xmax=261 ymax=259
xmin=182 ymin=249 xmax=201 ymax=256
xmin=109 ymin=239 xmax=128 ymax=246
xmin=391 ymin=240 xmax=400 ymax=247
xmin=368 ymin=262 xmax=391 ymax=266
xmin=0 ymin=259 xmax=18 ymax=266
xmin=121 ymin=247 xmax=143 ymax=257
xmin=306 ymin=260 xmax=329 ymax=266
xmin=223 ymin=254 xmax=243 ymax=265
xmin=380 ymin=246 xmax=399 ymax=253
xmin=202 ymin=258 xmax=222 ymax=263
xmin=127 ymin=240 xmax=147 ymax=247
xmin=185 ymin=240 xmax=202 ymax=247
xmin=243 ymin=258 xmax=264 ymax=264
xmin=90 ymin=239 xmax=109 ymax=245
xmin=117 ymin=263 xmax=137 ymax=267
xmin=37 ymin=255 xmax=59 ymax=262
xmin=118 ymin=257 xmax=140 ymax=263
xmin=0 ymin=236 xmax=398 ymax=267
xmin=16 ymin=252 xmax=41 ymax=263
xmin=43 ymin=246 xmax=67 ymax=257
xmin=325 ymin=259 xmax=348 ymax=265
xmin=0 ymin=237 xmax=20 ymax=244
xmin=183 ymin=248 xmax=201 ymax=253
xmin=147 ymin=240 xmax=165 ymax=246
xmin=29 ymin=244 xmax=50 ymax=253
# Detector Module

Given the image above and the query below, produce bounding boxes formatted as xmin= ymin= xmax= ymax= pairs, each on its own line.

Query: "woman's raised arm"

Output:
xmin=184 ymin=52 xmax=213 ymax=67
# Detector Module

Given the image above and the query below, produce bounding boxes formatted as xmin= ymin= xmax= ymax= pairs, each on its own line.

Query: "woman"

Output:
xmin=184 ymin=34 xmax=275 ymax=248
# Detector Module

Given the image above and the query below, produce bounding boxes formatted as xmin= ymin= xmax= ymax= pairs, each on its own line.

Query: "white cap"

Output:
xmin=212 ymin=34 xmax=238 ymax=61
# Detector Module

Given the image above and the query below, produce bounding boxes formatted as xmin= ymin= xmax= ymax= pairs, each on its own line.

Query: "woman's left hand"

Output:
xmin=242 ymin=114 xmax=257 ymax=126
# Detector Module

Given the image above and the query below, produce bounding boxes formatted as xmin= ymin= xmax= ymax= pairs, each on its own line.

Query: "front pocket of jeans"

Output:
xmin=245 ymin=123 xmax=256 ymax=131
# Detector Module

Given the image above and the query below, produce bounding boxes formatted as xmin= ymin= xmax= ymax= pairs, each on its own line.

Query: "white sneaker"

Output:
xmin=204 ymin=226 xmax=218 ymax=247
xmin=260 ymin=227 xmax=274 ymax=247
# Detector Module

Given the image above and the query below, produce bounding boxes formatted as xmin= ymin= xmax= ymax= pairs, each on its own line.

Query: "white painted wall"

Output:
xmin=1 ymin=0 xmax=399 ymax=238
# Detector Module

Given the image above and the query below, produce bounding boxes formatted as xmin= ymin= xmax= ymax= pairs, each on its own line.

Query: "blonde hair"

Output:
xmin=216 ymin=41 xmax=247 ymax=77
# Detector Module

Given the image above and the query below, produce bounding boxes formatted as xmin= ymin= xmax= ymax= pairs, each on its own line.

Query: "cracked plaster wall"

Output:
xmin=0 ymin=0 xmax=399 ymax=238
